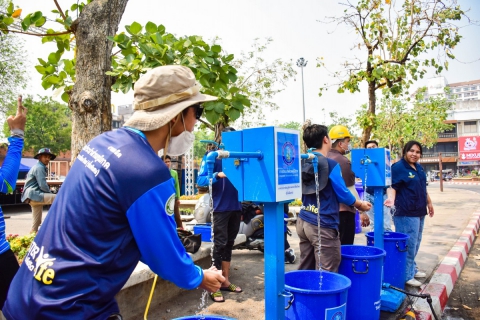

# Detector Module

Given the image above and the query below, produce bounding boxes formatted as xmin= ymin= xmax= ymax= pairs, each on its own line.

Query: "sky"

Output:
xmin=12 ymin=0 xmax=480 ymax=127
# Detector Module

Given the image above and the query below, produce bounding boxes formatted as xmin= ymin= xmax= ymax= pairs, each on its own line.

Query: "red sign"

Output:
xmin=459 ymin=136 xmax=480 ymax=161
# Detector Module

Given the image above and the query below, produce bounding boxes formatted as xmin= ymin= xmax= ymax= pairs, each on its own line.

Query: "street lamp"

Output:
xmin=296 ymin=57 xmax=308 ymax=123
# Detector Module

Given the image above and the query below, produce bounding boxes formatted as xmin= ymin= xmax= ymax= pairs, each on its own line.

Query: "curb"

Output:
xmin=430 ymin=181 xmax=480 ymax=186
xmin=410 ymin=210 xmax=480 ymax=319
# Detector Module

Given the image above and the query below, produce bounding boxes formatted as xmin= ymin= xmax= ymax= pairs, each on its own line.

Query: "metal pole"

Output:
xmin=439 ymin=152 xmax=443 ymax=192
xmin=301 ymin=66 xmax=305 ymax=123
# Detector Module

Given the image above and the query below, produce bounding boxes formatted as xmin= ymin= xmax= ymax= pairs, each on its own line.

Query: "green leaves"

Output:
xmin=109 ymin=21 xmax=251 ymax=126
xmin=323 ymin=0 xmax=466 ymax=141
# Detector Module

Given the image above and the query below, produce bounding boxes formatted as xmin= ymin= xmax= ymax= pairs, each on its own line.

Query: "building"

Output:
xmin=420 ymin=77 xmax=480 ymax=174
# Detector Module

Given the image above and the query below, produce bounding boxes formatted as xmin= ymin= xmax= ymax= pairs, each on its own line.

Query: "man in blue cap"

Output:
xmin=21 ymin=148 xmax=57 ymax=233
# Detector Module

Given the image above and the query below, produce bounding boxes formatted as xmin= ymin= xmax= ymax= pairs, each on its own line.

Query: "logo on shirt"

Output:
xmin=24 ymin=240 xmax=56 ymax=285
xmin=166 ymin=193 xmax=175 ymax=216
xmin=408 ymin=172 xmax=415 ymax=179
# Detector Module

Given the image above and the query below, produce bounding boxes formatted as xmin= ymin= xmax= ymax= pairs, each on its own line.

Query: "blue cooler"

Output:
xmin=193 ymin=224 xmax=212 ymax=242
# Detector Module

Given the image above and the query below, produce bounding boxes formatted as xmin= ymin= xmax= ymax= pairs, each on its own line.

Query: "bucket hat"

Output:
xmin=34 ymin=148 xmax=56 ymax=160
xmin=123 ymin=65 xmax=218 ymax=131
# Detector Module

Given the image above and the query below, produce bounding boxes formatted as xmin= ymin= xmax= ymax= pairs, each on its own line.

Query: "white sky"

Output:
xmin=13 ymin=0 xmax=480 ymax=126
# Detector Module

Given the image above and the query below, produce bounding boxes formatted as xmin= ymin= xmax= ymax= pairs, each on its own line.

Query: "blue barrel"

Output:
xmin=173 ymin=316 xmax=236 ymax=320
xmin=354 ymin=182 xmax=365 ymax=233
xmin=339 ymin=245 xmax=386 ymax=320
xmin=284 ymin=270 xmax=351 ymax=320
xmin=366 ymin=231 xmax=409 ymax=290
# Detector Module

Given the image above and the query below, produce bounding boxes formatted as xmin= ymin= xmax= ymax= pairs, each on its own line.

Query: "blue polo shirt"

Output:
xmin=391 ymin=158 xmax=427 ymax=217
xmin=197 ymin=152 xmax=242 ymax=213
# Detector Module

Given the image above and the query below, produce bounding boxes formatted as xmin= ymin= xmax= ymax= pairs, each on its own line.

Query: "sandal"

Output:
xmin=210 ymin=291 xmax=225 ymax=303
xmin=220 ymin=283 xmax=243 ymax=293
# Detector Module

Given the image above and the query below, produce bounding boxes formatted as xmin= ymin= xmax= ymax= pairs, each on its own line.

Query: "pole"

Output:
xmin=301 ymin=66 xmax=305 ymax=123
xmin=263 ymin=202 xmax=285 ymax=320
xmin=439 ymin=152 xmax=443 ymax=192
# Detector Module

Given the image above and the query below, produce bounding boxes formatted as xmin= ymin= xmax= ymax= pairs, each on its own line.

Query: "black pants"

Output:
xmin=0 ymin=249 xmax=19 ymax=310
xmin=339 ymin=211 xmax=356 ymax=245
xmin=212 ymin=210 xmax=241 ymax=270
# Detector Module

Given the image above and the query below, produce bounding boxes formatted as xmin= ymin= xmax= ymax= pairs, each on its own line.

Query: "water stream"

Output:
xmin=314 ymin=158 xmax=323 ymax=288
xmin=195 ymin=178 xmax=216 ymax=319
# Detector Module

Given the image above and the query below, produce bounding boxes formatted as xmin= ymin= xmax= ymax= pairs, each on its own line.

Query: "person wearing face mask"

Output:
xmin=327 ymin=125 xmax=368 ymax=245
xmin=196 ymin=127 xmax=243 ymax=303
xmin=3 ymin=66 xmax=226 ymax=320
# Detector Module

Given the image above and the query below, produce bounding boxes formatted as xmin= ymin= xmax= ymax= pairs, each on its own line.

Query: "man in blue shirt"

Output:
xmin=4 ymin=66 xmax=225 ymax=319
xmin=21 ymin=148 xmax=57 ymax=233
xmin=197 ymin=128 xmax=243 ymax=303
xmin=298 ymin=124 xmax=371 ymax=272
xmin=0 ymin=96 xmax=27 ymax=311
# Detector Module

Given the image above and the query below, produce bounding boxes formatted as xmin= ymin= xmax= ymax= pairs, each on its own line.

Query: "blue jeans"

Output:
xmin=365 ymin=193 xmax=393 ymax=232
xmin=393 ymin=215 xmax=425 ymax=281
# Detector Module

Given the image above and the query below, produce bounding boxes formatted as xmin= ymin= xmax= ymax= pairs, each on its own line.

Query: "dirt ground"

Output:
xmin=441 ymin=237 xmax=480 ymax=320
xmin=143 ymin=225 xmax=301 ymax=320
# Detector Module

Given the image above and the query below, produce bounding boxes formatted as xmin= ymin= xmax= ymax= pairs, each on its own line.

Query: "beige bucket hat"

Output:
xmin=123 ymin=65 xmax=217 ymax=131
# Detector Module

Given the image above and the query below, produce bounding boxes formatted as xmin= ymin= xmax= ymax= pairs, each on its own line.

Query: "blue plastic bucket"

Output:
xmin=366 ymin=231 xmax=409 ymax=289
xmin=339 ymin=245 xmax=386 ymax=320
xmin=284 ymin=270 xmax=351 ymax=320
xmin=173 ymin=316 xmax=236 ymax=320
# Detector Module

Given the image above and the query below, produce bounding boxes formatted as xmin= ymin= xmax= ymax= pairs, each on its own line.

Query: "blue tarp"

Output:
xmin=19 ymin=162 xmax=30 ymax=172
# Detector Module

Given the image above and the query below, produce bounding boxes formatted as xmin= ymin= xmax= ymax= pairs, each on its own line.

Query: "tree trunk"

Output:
xmin=69 ymin=0 xmax=129 ymax=161
xmin=362 ymin=80 xmax=376 ymax=145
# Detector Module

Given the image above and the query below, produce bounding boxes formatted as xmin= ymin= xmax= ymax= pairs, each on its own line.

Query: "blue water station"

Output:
xmin=205 ymin=126 xmax=302 ymax=319
xmin=351 ymin=148 xmax=407 ymax=313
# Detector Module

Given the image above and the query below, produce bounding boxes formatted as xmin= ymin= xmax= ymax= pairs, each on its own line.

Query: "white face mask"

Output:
xmin=340 ymin=141 xmax=352 ymax=155
xmin=167 ymin=114 xmax=195 ymax=156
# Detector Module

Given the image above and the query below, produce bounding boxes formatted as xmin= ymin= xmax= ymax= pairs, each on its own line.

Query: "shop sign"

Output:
xmin=459 ymin=136 xmax=480 ymax=161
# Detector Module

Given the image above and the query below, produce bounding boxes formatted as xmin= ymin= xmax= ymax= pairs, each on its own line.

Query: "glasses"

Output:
xmin=194 ymin=104 xmax=204 ymax=120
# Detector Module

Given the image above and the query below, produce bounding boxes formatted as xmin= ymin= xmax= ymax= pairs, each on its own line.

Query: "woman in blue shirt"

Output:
xmin=385 ymin=140 xmax=434 ymax=287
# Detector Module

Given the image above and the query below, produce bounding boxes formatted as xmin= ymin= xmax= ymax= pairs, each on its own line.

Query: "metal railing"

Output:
xmin=438 ymin=133 xmax=457 ymax=138
xmin=422 ymin=152 xmax=458 ymax=158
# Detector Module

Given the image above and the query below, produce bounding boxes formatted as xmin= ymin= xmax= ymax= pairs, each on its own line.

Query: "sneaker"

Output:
xmin=406 ymin=278 xmax=422 ymax=287
xmin=415 ymin=271 xmax=427 ymax=278
xmin=285 ymin=248 xmax=296 ymax=264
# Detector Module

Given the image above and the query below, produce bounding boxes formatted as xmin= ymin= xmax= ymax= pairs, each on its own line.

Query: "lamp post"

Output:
xmin=296 ymin=57 xmax=308 ymax=123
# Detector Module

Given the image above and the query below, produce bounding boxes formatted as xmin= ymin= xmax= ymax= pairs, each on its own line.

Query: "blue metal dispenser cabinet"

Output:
xmin=351 ymin=148 xmax=406 ymax=312
xmin=351 ymin=148 xmax=392 ymax=248
xmin=206 ymin=127 xmax=302 ymax=319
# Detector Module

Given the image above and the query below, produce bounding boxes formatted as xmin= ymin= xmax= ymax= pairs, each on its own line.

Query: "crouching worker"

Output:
xmin=3 ymin=66 xmax=225 ymax=319
xmin=297 ymin=124 xmax=371 ymax=272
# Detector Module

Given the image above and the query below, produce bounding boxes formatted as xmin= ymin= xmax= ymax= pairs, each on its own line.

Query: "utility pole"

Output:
xmin=296 ymin=57 xmax=308 ymax=123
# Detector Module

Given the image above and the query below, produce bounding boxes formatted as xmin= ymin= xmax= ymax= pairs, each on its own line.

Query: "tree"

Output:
xmin=193 ymin=128 xmax=214 ymax=161
xmin=232 ymin=38 xmax=296 ymax=129
xmin=319 ymin=0 xmax=465 ymax=144
xmin=356 ymin=87 xmax=453 ymax=157
xmin=2 ymin=95 xmax=72 ymax=154
xmin=1 ymin=0 xmax=129 ymax=160
xmin=0 ymin=0 xmax=27 ymax=115
xmin=106 ymin=22 xmax=248 ymax=143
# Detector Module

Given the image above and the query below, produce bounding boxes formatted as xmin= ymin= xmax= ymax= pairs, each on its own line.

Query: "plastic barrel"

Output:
xmin=284 ymin=270 xmax=351 ymax=320
xmin=355 ymin=182 xmax=365 ymax=233
xmin=365 ymin=231 xmax=409 ymax=289
xmin=338 ymin=245 xmax=386 ymax=320
xmin=173 ymin=316 xmax=237 ymax=320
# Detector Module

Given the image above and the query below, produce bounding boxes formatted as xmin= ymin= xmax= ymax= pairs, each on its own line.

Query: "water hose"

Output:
xmin=144 ymin=274 xmax=159 ymax=320
xmin=384 ymin=283 xmax=439 ymax=320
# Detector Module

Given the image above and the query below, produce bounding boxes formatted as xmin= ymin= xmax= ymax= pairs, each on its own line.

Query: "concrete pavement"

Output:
xmin=2 ymin=186 xmax=480 ymax=319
